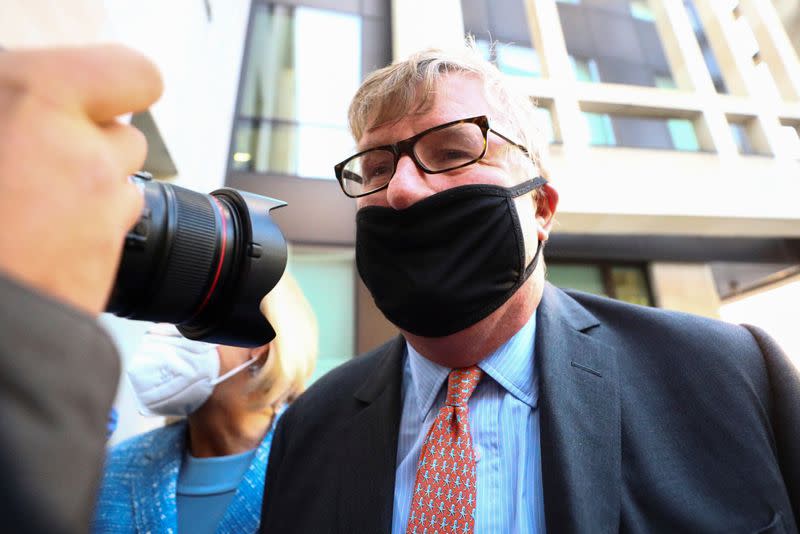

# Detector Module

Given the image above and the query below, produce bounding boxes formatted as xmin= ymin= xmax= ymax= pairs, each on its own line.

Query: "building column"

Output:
xmin=737 ymin=0 xmax=800 ymax=101
xmin=523 ymin=0 xmax=589 ymax=152
xmin=649 ymin=263 xmax=721 ymax=318
xmin=695 ymin=0 xmax=794 ymax=159
xmin=649 ymin=0 xmax=739 ymax=157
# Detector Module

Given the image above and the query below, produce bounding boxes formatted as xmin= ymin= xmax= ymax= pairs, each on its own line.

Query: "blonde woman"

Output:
xmin=92 ymin=273 xmax=317 ymax=534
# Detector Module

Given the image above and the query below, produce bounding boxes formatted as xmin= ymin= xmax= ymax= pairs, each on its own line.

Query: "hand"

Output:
xmin=0 ymin=45 xmax=163 ymax=314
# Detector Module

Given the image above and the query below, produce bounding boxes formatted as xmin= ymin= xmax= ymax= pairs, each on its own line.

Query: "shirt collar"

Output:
xmin=405 ymin=312 xmax=539 ymax=417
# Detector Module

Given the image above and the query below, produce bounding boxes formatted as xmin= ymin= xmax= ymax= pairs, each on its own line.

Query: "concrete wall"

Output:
xmin=650 ymin=263 xmax=722 ymax=318
xmin=773 ymin=0 xmax=800 ymax=57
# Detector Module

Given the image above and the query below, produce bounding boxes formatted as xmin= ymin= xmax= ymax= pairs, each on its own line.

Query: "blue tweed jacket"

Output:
xmin=92 ymin=419 xmax=276 ymax=533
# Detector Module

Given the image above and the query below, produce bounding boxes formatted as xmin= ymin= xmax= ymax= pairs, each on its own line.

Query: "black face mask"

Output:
xmin=356 ymin=177 xmax=546 ymax=338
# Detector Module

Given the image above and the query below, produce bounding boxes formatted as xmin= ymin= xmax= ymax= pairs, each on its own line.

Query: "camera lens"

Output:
xmin=107 ymin=173 xmax=287 ymax=347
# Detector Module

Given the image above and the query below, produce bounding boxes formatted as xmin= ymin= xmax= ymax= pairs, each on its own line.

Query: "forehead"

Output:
xmin=357 ymin=73 xmax=491 ymax=150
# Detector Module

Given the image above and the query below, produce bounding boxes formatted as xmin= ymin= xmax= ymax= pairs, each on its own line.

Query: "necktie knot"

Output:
xmin=445 ymin=366 xmax=482 ymax=407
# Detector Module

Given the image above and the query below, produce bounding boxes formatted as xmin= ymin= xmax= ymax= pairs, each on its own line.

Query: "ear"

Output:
xmin=251 ymin=343 xmax=271 ymax=367
xmin=534 ymin=183 xmax=559 ymax=242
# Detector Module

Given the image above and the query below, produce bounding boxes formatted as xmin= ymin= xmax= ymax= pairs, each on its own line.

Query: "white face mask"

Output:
xmin=127 ymin=324 xmax=258 ymax=417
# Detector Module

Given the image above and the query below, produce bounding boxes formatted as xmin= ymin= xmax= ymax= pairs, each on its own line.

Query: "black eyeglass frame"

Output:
xmin=333 ymin=115 xmax=530 ymax=198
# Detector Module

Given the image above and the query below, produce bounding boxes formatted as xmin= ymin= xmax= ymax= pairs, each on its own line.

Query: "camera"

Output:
xmin=106 ymin=172 xmax=287 ymax=347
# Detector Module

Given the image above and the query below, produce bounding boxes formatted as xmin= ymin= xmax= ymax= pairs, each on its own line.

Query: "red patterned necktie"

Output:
xmin=406 ymin=366 xmax=483 ymax=534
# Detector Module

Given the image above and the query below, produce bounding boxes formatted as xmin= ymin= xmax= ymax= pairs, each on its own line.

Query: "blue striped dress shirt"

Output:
xmin=392 ymin=313 xmax=545 ymax=533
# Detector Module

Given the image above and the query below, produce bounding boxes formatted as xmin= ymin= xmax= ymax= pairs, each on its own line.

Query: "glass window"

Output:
xmin=629 ymin=0 xmax=655 ymax=22
xmin=496 ymin=43 xmax=541 ymax=78
xmin=557 ymin=1 xmax=675 ymax=88
xmin=475 ymin=38 xmax=541 ymax=79
xmin=547 ymin=264 xmax=606 ymax=295
xmin=585 ymin=112 xmax=616 ymax=146
xmin=586 ymin=112 xmax=701 ymax=151
xmin=654 ymin=74 xmax=677 ymax=89
xmin=610 ymin=266 xmax=651 ymax=306
xmin=462 ymin=0 xmax=540 ymax=78
xmin=547 ymin=260 xmax=652 ymax=306
xmin=667 ymin=119 xmax=700 ymax=151
xmin=232 ymin=4 xmax=362 ymax=178
xmin=289 ymin=247 xmax=356 ymax=383
xmin=729 ymin=122 xmax=756 ymax=155
xmin=683 ymin=0 xmax=728 ymax=93
xmin=231 ymin=119 xmax=354 ymax=176
xmin=570 ymin=56 xmax=600 ymax=82
xmin=548 ymin=263 xmax=652 ymax=306
xmin=535 ymin=106 xmax=556 ymax=144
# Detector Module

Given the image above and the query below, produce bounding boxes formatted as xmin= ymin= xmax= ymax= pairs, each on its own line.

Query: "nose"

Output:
xmin=385 ymin=154 xmax=434 ymax=210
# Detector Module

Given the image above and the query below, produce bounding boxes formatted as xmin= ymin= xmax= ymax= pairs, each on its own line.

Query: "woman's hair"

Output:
xmin=348 ymin=38 xmax=549 ymax=179
xmin=250 ymin=271 xmax=318 ymax=415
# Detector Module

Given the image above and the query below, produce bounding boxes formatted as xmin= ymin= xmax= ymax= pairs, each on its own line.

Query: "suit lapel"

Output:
xmin=339 ymin=337 xmax=406 ymax=534
xmin=132 ymin=422 xmax=185 ymax=534
xmin=537 ymin=284 xmax=621 ymax=533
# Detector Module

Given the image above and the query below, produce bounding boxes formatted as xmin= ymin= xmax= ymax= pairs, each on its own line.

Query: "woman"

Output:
xmin=92 ymin=273 xmax=317 ymax=533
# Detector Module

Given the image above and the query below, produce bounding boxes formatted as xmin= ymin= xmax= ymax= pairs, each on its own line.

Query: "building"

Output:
xmin=2 ymin=0 xmax=799 ymax=440
xmin=225 ymin=0 xmax=800 ymax=377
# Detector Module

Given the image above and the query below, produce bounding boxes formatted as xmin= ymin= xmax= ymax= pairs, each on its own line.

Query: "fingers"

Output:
xmin=102 ymin=119 xmax=148 ymax=178
xmin=5 ymin=44 xmax=163 ymax=123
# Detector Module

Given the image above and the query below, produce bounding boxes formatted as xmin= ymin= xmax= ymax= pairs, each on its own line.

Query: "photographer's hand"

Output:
xmin=0 ymin=45 xmax=163 ymax=315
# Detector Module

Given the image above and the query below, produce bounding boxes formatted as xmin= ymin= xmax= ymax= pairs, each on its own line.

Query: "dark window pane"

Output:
xmin=610 ymin=266 xmax=651 ymax=305
xmin=585 ymin=112 xmax=700 ymax=151
xmin=613 ymin=115 xmax=673 ymax=149
xmin=730 ymin=122 xmax=756 ymax=155
xmin=462 ymin=0 xmax=541 ymax=78
xmin=549 ymin=263 xmax=652 ymax=306
xmin=683 ymin=0 xmax=728 ymax=93
xmin=547 ymin=264 xmax=607 ymax=296
xmin=558 ymin=0 xmax=675 ymax=88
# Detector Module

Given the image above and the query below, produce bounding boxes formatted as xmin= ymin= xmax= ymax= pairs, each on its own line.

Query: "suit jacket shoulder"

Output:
xmin=0 ymin=274 xmax=120 ymax=534
xmin=546 ymin=287 xmax=798 ymax=532
xmin=563 ymin=287 xmax=771 ymax=376
xmin=262 ymin=336 xmax=407 ymax=534
xmin=278 ymin=336 xmax=404 ymax=436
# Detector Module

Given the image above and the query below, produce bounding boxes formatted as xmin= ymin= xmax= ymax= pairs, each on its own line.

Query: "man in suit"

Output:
xmin=260 ymin=45 xmax=799 ymax=533
xmin=0 ymin=45 xmax=162 ymax=533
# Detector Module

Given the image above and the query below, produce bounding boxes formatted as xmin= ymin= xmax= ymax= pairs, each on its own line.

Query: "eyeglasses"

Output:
xmin=334 ymin=115 xmax=529 ymax=198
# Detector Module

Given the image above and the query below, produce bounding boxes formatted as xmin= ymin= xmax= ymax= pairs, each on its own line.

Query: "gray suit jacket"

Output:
xmin=0 ymin=274 xmax=120 ymax=534
xmin=261 ymin=284 xmax=799 ymax=533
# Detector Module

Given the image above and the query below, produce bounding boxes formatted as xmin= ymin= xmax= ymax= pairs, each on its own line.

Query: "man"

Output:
xmin=260 ymin=46 xmax=799 ymax=532
xmin=0 ymin=45 xmax=162 ymax=532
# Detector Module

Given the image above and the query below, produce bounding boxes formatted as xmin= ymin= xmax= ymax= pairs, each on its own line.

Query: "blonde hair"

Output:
xmin=348 ymin=38 xmax=549 ymax=180
xmin=249 ymin=271 xmax=318 ymax=415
